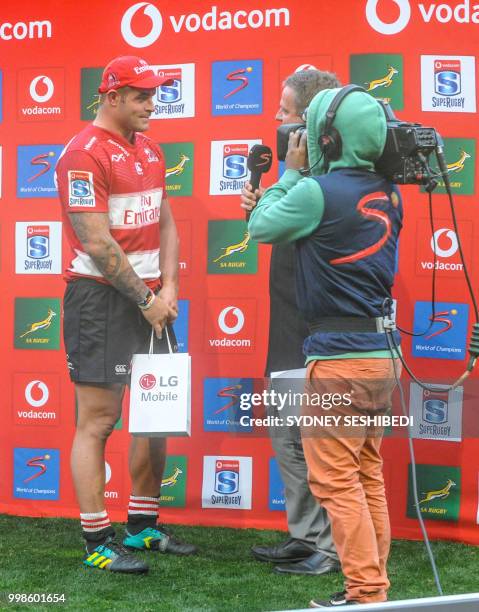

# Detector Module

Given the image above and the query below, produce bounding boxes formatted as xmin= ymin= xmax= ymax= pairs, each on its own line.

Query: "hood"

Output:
xmin=306 ymin=87 xmax=387 ymax=175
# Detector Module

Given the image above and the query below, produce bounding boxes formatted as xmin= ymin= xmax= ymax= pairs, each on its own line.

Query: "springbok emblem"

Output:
xmin=419 ymin=479 xmax=456 ymax=505
xmin=20 ymin=309 xmax=57 ymax=338
xmin=365 ymin=65 xmax=399 ymax=91
xmin=166 ymin=154 xmax=190 ymax=177
xmin=162 ymin=467 xmax=183 ymax=488
xmin=213 ymin=232 xmax=250 ymax=263
xmin=447 ymin=149 xmax=471 ymax=174
xmin=86 ymin=95 xmax=101 ymax=115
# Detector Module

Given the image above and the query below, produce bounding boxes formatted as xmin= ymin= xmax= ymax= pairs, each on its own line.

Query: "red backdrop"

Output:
xmin=1 ymin=0 xmax=478 ymax=544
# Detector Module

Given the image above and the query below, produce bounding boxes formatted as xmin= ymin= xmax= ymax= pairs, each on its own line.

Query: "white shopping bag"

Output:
xmin=129 ymin=326 xmax=191 ymax=436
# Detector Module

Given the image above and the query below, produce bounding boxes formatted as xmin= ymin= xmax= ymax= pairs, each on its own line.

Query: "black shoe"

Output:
xmin=310 ymin=591 xmax=359 ymax=607
xmin=274 ymin=552 xmax=341 ymax=576
xmin=83 ymin=537 xmax=149 ymax=574
xmin=124 ymin=525 xmax=197 ymax=556
xmin=251 ymin=538 xmax=315 ymax=563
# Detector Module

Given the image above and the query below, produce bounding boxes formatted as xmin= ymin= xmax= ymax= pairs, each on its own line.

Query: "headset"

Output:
xmin=318 ymin=84 xmax=366 ymax=172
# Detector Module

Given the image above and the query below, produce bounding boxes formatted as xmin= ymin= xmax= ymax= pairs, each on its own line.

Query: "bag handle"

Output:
xmin=149 ymin=325 xmax=173 ymax=356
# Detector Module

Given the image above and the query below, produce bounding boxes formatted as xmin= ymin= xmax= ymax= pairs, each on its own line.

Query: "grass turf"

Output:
xmin=0 ymin=514 xmax=478 ymax=611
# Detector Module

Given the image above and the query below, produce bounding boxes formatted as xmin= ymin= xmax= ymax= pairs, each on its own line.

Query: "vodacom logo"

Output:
xmin=25 ymin=380 xmax=49 ymax=408
xmin=121 ymin=2 xmax=290 ymax=47
xmin=366 ymin=0 xmax=411 ymax=34
xmin=121 ymin=2 xmax=163 ymax=48
xmin=366 ymin=0 xmax=479 ymax=33
xmin=29 ymin=76 xmax=54 ymax=103
xmin=218 ymin=306 xmax=244 ymax=335
xmin=431 ymin=228 xmax=459 ymax=258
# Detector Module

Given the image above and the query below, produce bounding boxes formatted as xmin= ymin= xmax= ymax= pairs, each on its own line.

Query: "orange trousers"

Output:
xmin=301 ymin=358 xmax=400 ymax=604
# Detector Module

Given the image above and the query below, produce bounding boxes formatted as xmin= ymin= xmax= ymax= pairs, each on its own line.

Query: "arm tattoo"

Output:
xmin=69 ymin=213 xmax=148 ymax=303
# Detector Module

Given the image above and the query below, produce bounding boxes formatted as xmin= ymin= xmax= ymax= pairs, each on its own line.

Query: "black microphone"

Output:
xmin=245 ymin=144 xmax=273 ymax=220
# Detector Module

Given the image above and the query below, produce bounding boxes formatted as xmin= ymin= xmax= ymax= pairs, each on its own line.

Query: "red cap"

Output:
xmin=98 ymin=56 xmax=171 ymax=93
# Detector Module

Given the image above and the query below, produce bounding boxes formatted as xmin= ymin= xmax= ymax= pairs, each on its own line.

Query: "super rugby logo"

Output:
xmin=121 ymin=2 xmax=290 ymax=47
xmin=366 ymin=0 xmax=479 ymax=34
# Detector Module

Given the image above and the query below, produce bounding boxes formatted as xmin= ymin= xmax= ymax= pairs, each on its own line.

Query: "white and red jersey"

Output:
xmin=56 ymin=124 xmax=166 ymax=287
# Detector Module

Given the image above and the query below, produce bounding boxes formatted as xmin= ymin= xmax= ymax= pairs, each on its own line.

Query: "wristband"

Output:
xmin=137 ymin=289 xmax=156 ymax=311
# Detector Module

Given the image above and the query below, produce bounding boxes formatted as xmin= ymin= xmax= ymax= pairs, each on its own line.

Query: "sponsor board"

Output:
xmin=202 ymin=456 xmax=252 ymax=509
xmin=172 ymin=299 xmax=189 ymax=352
xmin=161 ymin=142 xmax=194 ymax=196
xmin=160 ymin=455 xmax=187 ymax=507
xmin=176 ymin=220 xmax=192 ymax=275
xmin=17 ymin=68 xmax=65 ymax=121
xmin=80 ymin=68 xmax=103 ymax=120
xmin=207 ymin=220 xmax=257 ymax=274
xmin=269 ymin=457 xmax=286 ymax=511
xmin=14 ymin=298 xmax=61 ymax=350
xmin=350 ymin=53 xmax=404 ymax=109
xmin=422 ymin=137 xmax=475 ymax=195
xmin=15 ymin=222 xmax=62 ymax=274
xmin=415 ymin=219 xmax=473 ymax=277
xmin=13 ymin=448 xmax=60 ymax=500
xmin=17 ymin=145 xmax=63 ymax=198
xmin=104 ymin=453 xmax=124 ymax=506
xmin=407 ymin=464 xmax=461 ymax=522
xmin=409 ymin=382 xmax=462 ymax=441
xmin=151 ymin=64 xmax=195 ymax=119
xmin=205 ymin=299 xmax=256 ymax=353
xmin=421 ymin=55 xmax=476 ymax=113
xmin=412 ymin=301 xmax=469 ymax=360
xmin=12 ymin=373 xmax=60 ymax=426
xmin=476 ymin=474 xmax=479 ymax=525
xmin=212 ymin=59 xmax=263 ymax=116
xmin=210 ymin=139 xmax=261 ymax=195
xmin=203 ymin=377 xmax=253 ymax=432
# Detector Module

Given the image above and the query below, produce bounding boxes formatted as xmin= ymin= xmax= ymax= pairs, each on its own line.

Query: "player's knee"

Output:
xmin=78 ymin=410 xmax=120 ymax=440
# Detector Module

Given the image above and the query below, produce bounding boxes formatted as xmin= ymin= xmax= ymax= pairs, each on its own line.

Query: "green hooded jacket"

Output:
xmin=248 ymin=87 xmax=387 ymax=243
xmin=248 ymin=88 xmax=400 ymax=361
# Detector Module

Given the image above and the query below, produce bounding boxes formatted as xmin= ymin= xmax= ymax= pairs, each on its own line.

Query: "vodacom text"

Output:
xmin=121 ymin=2 xmax=290 ymax=47
xmin=0 ymin=19 xmax=51 ymax=40
xmin=366 ymin=0 xmax=479 ymax=35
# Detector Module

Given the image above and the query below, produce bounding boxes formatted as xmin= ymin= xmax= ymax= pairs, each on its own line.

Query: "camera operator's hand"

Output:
xmin=285 ymin=129 xmax=308 ymax=171
xmin=240 ymin=181 xmax=265 ymax=213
